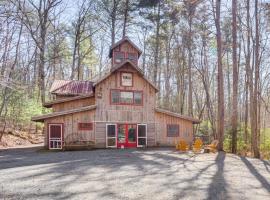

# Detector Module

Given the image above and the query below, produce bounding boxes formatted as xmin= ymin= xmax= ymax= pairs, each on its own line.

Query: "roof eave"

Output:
xmin=155 ymin=108 xmax=200 ymax=123
xmin=32 ymin=105 xmax=97 ymax=122
xmin=43 ymin=94 xmax=94 ymax=108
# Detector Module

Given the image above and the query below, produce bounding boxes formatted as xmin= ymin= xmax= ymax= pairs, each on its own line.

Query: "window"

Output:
xmin=120 ymin=91 xmax=133 ymax=104
xmin=127 ymin=53 xmax=137 ymax=63
xmin=110 ymin=90 xmax=143 ymax=105
xmin=167 ymin=124 xmax=179 ymax=137
xmin=134 ymin=92 xmax=142 ymax=105
xmin=111 ymin=90 xmax=120 ymax=104
xmin=137 ymin=124 xmax=147 ymax=147
xmin=106 ymin=124 xmax=117 ymax=148
xmin=114 ymin=52 xmax=125 ymax=64
xmin=78 ymin=123 xmax=93 ymax=131
xmin=121 ymin=72 xmax=133 ymax=86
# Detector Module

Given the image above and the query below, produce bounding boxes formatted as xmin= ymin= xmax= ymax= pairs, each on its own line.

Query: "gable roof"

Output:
xmin=93 ymin=60 xmax=159 ymax=92
xmin=31 ymin=105 xmax=97 ymax=122
xmin=109 ymin=36 xmax=142 ymax=58
xmin=155 ymin=108 xmax=200 ymax=124
xmin=50 ymin=80 xmax=94 ymax=96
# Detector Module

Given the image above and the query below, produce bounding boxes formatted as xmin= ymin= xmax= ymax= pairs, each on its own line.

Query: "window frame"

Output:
xmin=113 ymin=51 xmax=125 ymax=64
xmin=106 ymin=124 xmax=117 ymax=148
xmin=120 ymin=72 xmax=133 ymax=87
xmin=137 ymin=124 xmax=147 ymax=147
xmin=110 ymin=89 xmax=143 ymax=106
xmin=126 ymin=52 xmax=138 ymax=64
xmin=167 ymin=124 xmax=179 ymax=137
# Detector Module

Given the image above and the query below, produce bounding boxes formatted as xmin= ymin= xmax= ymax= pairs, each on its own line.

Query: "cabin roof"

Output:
xmin=43 ymin=94 xmax=94 ymax=108
xmin=109 ymin=36 xmax=142 ymax=58
xmin=50 ymin=80 xmax=94 ymax=96
xmin=155 ymin=108 xmax=200 ymax=124
xmin=93 ymin=60 xmax=159 ymax=92
xmin=31 ymin=105 xmax=97 ymax=122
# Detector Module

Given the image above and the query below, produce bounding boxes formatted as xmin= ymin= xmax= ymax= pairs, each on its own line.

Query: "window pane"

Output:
xmin=107 ymin=125 xmax=116 ymax=137
xmin=134 ymin=92 xmax=142 ymax=105
xmin=138 ymin=125 xmax=146 ymax=137
xmin=138 ymin=138 xmax=146 ymax=146
xmin=127 ymin=53 xmax=137 ymax=61
xmin=108 ymin=138 xmax=116 ymax=146
xmin=114 ymin=52 xmax=125 ymax=63
xmin=128 ymin=125 xmax=136 ymax=143
xmin=111 ymin=90 xmax=120 ymax=104
xmin=167 ymin=124 xmax=179 ymax=137
xmin=118 ymin=124 xmax=126 ymax=143
xmin=120 ymin=91 xmax=133 ymax=104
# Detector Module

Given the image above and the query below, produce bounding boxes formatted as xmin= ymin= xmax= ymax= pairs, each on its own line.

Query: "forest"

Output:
xmin=0 ymin=0 xmax=270 ymax=159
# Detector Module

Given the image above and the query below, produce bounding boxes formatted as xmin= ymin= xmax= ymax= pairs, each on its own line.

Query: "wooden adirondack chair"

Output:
xmin=192 ymin=138 xmax=203 ymax=153
xmin=204 ymin=140 xmax=219 ymax=153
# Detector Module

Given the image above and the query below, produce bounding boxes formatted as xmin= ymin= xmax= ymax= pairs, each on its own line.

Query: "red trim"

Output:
xmin=113 ymin=51 xmax=125 ymax=64
xmin=48 ymin=123 xmax=64 ymax=149
xmin=120 ymin=71 xmax=133 ymax=87
xmin=126 ymin=52 xmax=138 ymax=65
xmin=78 ymin=122 xmax=93 ymax=131
xmin=110 ymin=89 xmax=143 ymax=106
xmin=117 ymin=123 xmax=137 ymax=148
xmin=166 ymin=124 xmax=179 ymax=137
xmin=112 ymin=51 xmax=138 ymax=65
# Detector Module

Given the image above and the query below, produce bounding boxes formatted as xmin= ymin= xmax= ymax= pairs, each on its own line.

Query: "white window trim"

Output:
xmin=137 ymin=124 xmax=147 ymax=147
xmin=106 ymin=124 xmax=117 ymax=148
xmin=48 ymin=123 xmax=63 ymax=150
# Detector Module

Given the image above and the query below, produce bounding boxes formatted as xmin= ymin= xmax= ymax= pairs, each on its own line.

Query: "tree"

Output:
xmin=231 ymin=0 xmax=238 ymax=153
xmin=214 ymin=0 xmax=225 ymax=151
xmin=253 ymin=0 xmax=260 ymax=158
xmin=16 ymin=0 xmax=62 ymax=104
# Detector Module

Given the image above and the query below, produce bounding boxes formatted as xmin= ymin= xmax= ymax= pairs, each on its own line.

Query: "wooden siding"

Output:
xmin=94 ymin=64 xmax=156 ymax=123
xmin=44 ymin=110 xmax=96 ymax=148
xmin=119 ymin=41 xmax=138 ymax=54
xmin=52 ymin=97 xmax=95 ymax=112
xmin=155 ymin=112 xmax=194 ymax=146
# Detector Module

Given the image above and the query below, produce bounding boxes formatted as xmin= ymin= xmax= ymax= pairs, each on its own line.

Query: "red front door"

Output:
xmin=117 ymin=124 xmax=137 ymax=148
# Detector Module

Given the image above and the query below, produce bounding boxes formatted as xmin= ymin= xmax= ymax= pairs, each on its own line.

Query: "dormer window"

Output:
xmin=114 ymin=52 xmax=125 ymax=64
xmin=127 ymin=53 xmax=137 ymax=64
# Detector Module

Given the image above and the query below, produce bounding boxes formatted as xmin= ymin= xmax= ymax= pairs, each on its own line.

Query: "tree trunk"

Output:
xmin=122 ymin=0 xmax=129 ymax=38
xmin=215 ymin=0 xmax=225 ymax=151
xmin=253 ymin=0 xmax=260 ymax=158
xmin=153 ymin=0 xmax=161 ymax=85
xmin=231 ymin=0 xmax=238 ymax=154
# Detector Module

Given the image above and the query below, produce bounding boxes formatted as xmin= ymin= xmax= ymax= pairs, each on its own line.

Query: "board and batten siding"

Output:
xmin=155 ymin=112 xmax=194 ymax=146
xmin=44 ymin=110 xmax=96 ymax=148
xmin=94 ymin=64 xmax=156 ymax=123
xmin=52 ymin=97 xmax=95 ymax=112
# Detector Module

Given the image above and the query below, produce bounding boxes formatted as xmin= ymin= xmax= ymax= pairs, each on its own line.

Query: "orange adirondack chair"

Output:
xmin=192 ymin=138 xmax=203 ymax=153
xmin=204 ymin=140 xmax=219 ymax=153
xmin=176 ymin=139 xmax=189 ymax=151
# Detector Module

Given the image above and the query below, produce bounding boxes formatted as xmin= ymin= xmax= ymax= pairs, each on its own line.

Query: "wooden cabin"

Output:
xmin=32 ymin=37 xmax=200 ymax=150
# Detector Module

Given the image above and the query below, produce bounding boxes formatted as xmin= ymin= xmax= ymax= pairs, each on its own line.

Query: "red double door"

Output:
xmin=117 ymin=124 xmax=137 ymax=148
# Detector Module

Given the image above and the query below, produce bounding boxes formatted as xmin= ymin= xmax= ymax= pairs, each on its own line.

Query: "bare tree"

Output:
xmin=231 ymin=0 xmax=238 ymax=153
xmin=214 ymin=0 xmax=225 ymax=151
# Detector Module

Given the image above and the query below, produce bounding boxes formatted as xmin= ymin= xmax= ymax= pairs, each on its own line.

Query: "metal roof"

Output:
xmin=50 ymin=80 xmax=94 ymax=96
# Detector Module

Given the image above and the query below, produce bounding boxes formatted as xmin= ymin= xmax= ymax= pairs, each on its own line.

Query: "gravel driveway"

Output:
xmin=0 ymin=147 xmax=270 ymax=200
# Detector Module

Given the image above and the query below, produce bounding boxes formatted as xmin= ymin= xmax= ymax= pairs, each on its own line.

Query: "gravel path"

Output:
xmin=0 ymin=147 xmax=270 ymax=200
